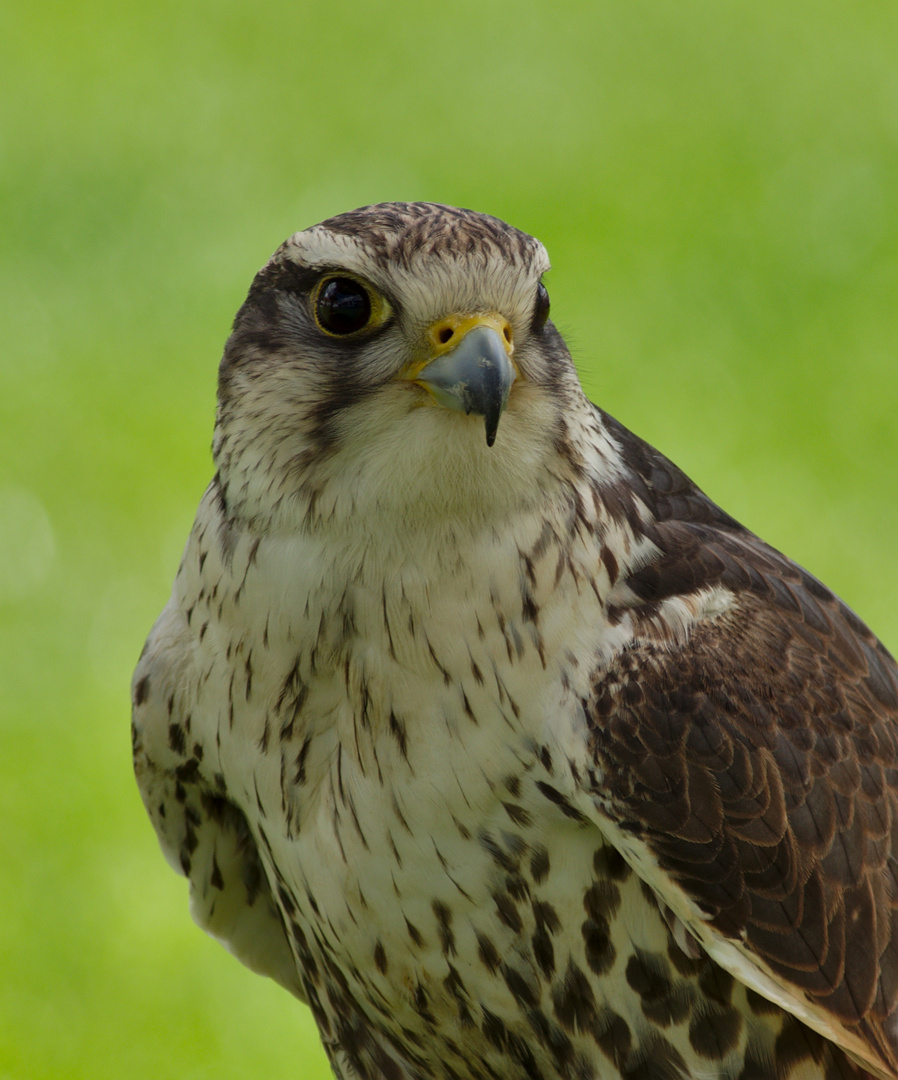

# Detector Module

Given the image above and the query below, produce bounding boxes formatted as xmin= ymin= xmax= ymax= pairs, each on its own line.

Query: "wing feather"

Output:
xmin=583 ymin=456 xmax=898 ymax=1077
xmin=132 ymin=584 xmax=305 ymax=1001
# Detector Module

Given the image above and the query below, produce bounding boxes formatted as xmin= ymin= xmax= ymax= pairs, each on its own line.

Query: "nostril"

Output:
xmin=503 ymin=324 xmax=513 ymax=344
xmin=438 ymin=326 xmax=454 ymax=345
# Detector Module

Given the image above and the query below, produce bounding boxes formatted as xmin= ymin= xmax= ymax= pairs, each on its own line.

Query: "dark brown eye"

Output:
xmin=533 ymin=281 xmax=550 ymax=330
xmin=315 ymin=277 xmax=373 ymax=335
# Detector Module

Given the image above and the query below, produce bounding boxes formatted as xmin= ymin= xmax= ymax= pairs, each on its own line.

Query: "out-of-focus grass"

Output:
xmin=1 ymin=1 xmax=896 ymax=1077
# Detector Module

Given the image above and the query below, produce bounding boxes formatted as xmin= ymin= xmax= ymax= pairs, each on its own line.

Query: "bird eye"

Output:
xmin=532 ymin=281 xmax=550 ymax=330
xmin=314 ymin=277 xmax=374 ymax=336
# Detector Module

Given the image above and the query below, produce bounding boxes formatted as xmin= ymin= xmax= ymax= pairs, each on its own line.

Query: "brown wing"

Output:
xmin=584 ymin=427 xmax=898 ymax=1074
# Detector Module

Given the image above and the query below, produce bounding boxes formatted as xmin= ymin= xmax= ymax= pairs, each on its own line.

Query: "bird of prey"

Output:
xmin=132 ymin=202 xmax=898 ymax=1080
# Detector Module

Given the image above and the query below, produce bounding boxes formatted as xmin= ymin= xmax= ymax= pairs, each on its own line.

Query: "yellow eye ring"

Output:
xmin=312 ymin=274 xmax=390 ymax=337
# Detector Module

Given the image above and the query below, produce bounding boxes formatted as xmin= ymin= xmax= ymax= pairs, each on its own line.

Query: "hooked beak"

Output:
xmin=413 ymin=313 xmax=516 ymax=447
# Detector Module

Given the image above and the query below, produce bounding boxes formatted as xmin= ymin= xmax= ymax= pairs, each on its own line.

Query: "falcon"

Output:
xmin=132 ymin=202 xmax=898 ymax=1080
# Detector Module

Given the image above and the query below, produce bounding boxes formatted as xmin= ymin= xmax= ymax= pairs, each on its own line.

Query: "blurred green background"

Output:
xmin=2 ymin=1 xmax=897 ymax=1077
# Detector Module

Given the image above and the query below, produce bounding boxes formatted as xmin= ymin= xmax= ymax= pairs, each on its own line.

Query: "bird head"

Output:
xmin=213 ymin=203 xmax=595 ymax=533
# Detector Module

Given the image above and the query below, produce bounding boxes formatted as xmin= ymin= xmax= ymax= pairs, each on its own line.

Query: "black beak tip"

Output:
xmin=484 ymin=414 xmax=499 ymax=447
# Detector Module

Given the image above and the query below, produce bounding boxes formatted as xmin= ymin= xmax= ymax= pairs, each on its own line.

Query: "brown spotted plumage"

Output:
xmin=133 ymin=203 xmax=898 ymax=1080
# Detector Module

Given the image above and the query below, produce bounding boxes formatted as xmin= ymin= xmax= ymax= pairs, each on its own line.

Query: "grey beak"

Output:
xmin=415 ymin=325 xmax=516 ymax=447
